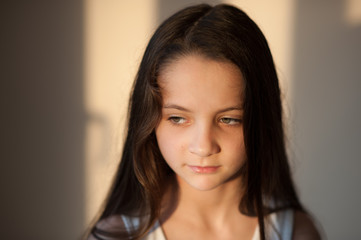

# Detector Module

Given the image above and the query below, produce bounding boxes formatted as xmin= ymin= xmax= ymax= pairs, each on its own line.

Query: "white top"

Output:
xmin=121 ymin=209 xmax=294 ymax=240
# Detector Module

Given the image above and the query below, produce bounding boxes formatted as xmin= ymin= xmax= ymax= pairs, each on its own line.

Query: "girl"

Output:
xmin=87 ymin=4 xmax=320 ymax=240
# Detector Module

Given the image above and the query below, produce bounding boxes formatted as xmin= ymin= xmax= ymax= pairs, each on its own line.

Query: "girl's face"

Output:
xmin=155 ymin=54 xmax=246 ymax=191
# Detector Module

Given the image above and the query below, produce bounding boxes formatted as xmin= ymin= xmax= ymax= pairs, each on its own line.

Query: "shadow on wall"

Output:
xmin=157 ymin=0 xmax=222 ymax=24
xmin=292 ymin=1 xmax=361 ymax=239
xmin=1 ymin=1 xmax=85 ymax=240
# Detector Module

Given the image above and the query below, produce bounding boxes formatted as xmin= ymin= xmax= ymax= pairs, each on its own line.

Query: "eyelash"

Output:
xmin=168 ymin=116 xmax=187 ymax=125
xmin=167 ymin=116 xmax=242 ymax=126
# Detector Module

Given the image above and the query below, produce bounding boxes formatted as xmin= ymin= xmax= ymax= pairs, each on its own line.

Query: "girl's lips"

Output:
xmin=188 ymin=165 xmax=220 ymax=174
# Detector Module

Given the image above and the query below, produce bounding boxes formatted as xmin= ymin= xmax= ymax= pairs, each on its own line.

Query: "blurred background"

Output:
xmin=1 ymin=0 xmax=360 ymax=239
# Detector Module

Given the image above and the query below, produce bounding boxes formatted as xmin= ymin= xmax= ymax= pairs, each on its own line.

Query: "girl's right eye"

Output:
xmin=168 ymin=116 xmax=187 ymax=125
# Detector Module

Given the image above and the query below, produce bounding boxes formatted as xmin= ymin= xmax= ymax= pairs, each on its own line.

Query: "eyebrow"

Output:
xmin=163 ymin=104 xmax=243 ymax=113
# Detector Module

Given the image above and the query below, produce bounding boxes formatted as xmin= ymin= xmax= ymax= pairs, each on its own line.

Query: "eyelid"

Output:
xmin=167 ymin=115 xmax=188 ymax=125
xmin=218 ymin=117 xmax=242 ymax=125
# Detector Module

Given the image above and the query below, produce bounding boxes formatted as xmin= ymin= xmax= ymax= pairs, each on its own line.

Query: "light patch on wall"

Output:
xmin=345 ymin=0 xmax=361 ymax=26
xmin=83 ymin=0 xmax=157 ymax=225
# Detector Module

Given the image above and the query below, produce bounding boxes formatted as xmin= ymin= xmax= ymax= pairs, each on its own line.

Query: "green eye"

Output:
xmin=168 ymin=116 xmax=186 ymax=124
xmin=220 ymin=118 xmax=241 ymax=125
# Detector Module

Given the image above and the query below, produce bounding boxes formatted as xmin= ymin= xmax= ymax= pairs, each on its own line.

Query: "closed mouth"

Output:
xmin=188 ymin=165 xmax=220 ymax=174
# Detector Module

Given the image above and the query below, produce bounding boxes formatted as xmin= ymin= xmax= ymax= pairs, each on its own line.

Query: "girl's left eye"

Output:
xmin=219 ymin=117 xmax=241 ymax=125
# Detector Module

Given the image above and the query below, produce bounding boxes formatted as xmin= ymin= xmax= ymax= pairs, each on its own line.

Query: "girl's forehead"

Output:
xmin=157 ymin=54 xmax=245 ymax=108
xmin=158 ymin=54 xmax=244 ymax=89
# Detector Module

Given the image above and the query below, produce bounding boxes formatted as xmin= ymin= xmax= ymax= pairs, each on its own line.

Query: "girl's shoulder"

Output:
xmin=254 ymin=209 xmax=321 ymax=240
xmin=292 ymin=210 xmax=321 ymax=240
xmin=89 ymin=215 xmax=163 ymax=240
xmin=87 ymin=215 xmax=129 ymax=240
xmin=252 ymin=208 xmax=293 ymax=240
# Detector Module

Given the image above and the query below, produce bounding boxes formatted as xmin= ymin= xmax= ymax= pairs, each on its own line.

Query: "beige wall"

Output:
xmin=84 ymin=0 xmax=157 ymax=224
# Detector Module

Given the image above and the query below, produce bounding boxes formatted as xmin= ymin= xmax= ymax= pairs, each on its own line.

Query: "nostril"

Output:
xmin=189 ymin=146 xmax=212 ymax=157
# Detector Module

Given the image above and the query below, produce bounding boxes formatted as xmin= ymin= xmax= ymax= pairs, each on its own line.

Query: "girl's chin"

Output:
xmin=179 ymin=177 xmax=224 ymax=192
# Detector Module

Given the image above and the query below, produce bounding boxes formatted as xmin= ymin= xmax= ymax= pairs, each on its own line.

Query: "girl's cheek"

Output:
xmin=156 ymin=124 xmax=178 ymax=148
xmin=157 ymin=124 xmax=188 ymax=159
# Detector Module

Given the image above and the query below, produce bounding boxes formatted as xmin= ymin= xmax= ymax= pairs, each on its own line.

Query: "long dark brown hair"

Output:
xmin=87 ymin=4 xmax=303 ymax=240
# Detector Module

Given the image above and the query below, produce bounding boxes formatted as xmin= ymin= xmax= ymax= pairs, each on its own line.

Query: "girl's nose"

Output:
xmin=188 ymin=124 xmax=220 ymax=157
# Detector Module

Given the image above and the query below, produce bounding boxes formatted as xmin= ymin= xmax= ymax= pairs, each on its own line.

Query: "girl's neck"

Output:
xmin=161 ymin=174 xmax=245 ymax=226
xmin=160 ymin=174 xmax=258 ymax=240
